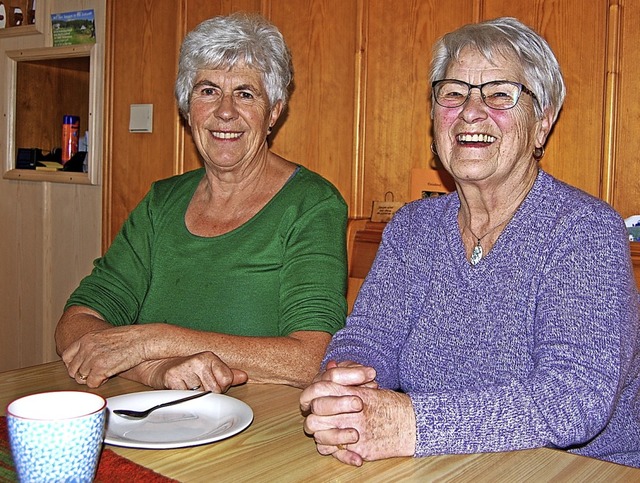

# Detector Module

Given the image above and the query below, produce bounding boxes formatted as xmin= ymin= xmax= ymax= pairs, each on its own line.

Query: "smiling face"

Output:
xmin=433 ymin=47 xmax=552 ymax=189
xmin=188 ymin=64 xmax=282 ymax=173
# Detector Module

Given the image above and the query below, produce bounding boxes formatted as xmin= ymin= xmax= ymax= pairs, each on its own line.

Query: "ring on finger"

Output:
xmin=337 ymin=444 xmax=347 ymax=451
xmin=190 ymin=385 xmax=201 ymax=391
xmin=77 ymin=373 xmax=88 ymax=381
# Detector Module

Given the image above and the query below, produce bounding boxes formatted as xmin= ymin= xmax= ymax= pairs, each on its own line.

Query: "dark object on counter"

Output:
xmin=62 ymin=152 xmax=87 ymax=172
xmin=15 ymin=148 xmax=64 ymax=169
xmin=16 ymin=148 xmax=39 ymax=169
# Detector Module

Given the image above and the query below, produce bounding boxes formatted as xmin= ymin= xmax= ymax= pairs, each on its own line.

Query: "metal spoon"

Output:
xmin=113 ymin=390 xmax=212 ymax=420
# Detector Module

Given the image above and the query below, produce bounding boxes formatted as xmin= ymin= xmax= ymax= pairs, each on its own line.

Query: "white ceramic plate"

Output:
xmin=105 ymin=390 xmax=253 ymax=449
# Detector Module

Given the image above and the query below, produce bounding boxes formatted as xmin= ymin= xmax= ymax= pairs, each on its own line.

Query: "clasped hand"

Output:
xmin=299 ymin=360 xmax=416 ymax=466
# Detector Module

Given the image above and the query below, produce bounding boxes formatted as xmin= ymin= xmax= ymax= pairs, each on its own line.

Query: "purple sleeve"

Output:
xmin=323 ymin=206 xmax=415 ymax=389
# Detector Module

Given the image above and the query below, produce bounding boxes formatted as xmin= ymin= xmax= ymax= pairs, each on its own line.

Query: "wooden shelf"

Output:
xmin=0 ymin=24 xmax=41 ymax=38
xmin=3 ymin=168 xmax=91 ymax=184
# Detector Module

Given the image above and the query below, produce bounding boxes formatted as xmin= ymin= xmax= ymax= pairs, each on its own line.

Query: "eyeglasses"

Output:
xmin=431 ymin=79 xmax=538 ymax=110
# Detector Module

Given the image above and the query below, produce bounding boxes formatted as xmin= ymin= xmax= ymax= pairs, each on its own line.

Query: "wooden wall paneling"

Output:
xmin=600 ymin=0 xmax=621 ymax=210
xmin=613 ymin=0 xmax=640 ymax=218
xmin=0 ymin=182 xmax=98 ymax=369
xmin=482 ymin=0 xmax=608 ymax=199
xmin=360 ymin=0 xmax=475 ymax=216
xmin=267 ymin=0 xmax=358 ymax=207
xmin=184 ymin=0 xmax=360 ymax=209
xmin=104 ymin=0 xmax=184 ymax=245
xmin=18 ymin=182 xmax=45 ymax=368
xmin=45 ymin=183 xmax=102 ymax=362
xmin=184 ymin=0 xmax=263 ymax=32
xmin=0 ymin=0 xmax=104 ymax=372
xmin=102 ymin=0 xmax=635 ymax=247
xmin=0 ymin=180 xmax=44 ymax=370
xmin=1 ymin=119 xmax=100 ymax=372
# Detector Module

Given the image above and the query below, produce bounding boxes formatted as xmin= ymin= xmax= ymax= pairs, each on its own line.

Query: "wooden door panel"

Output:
xmin=614 ymin=0 xmax=640 ymax=218
xmin=106 ymin=0 xmax=183 ymax=241
xmin=268 ymin=0 xmax=358 ymax=206
xmin=361 ymin=0 xmax=474 ymax=216
xmin=482 ymin=0 xmax=608 ymax=199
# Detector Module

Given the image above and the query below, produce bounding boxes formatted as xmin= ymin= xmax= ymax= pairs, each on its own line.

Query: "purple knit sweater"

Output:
xmin=325 ymin=170 xmax=640 ymax=467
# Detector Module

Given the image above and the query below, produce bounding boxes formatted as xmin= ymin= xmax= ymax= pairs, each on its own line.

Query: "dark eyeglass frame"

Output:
xmin=431 ymin=79 xmax=539 ymax=110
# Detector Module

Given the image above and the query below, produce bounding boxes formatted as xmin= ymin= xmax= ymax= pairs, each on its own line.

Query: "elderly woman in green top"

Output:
xmin=55 ymin=13 xmax=347 ymax=392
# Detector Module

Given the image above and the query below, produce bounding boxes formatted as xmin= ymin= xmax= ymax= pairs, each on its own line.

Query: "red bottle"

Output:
xmin=62 ymin=115 xmax=79 ymax=164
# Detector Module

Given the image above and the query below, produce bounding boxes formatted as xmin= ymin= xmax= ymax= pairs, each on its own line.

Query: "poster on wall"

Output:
xmin=51 ymin=9 xmax=96 ymax=46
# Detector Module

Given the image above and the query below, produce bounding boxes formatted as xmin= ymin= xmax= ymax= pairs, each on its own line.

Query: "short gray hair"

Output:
xmin=430 ymin=17 xmax=566 ymax=122
xmin=175 ymin=12 xmax=293 ymax=118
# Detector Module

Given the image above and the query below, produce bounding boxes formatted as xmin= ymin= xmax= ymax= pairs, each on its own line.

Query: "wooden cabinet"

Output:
xmin=3 ymin=43 xmax=102 ymax=185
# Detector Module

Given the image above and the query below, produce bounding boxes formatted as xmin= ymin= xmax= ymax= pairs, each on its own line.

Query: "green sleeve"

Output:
xmin=278 ymin=192 xmax=348 ymax=335
xmin=65 ymin=189 xmax=156 ymax=326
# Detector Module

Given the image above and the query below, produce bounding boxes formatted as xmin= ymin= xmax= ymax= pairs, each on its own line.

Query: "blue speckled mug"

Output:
xmin=7 ymin=391 xmax=106 ymax=483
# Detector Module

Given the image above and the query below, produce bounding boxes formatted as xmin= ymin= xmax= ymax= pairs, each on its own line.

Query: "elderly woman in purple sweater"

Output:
xmin=300 ymin=17 xmax=640 ymax=468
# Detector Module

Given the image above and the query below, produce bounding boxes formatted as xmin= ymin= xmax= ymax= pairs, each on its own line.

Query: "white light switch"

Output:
xmin=129 ymin=104 xmax=153 ymax=133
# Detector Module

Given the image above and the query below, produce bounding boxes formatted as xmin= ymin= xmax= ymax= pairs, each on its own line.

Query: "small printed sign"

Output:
xmin=371 ymin=192 xmax=404 ymax=223
xmin=51 ymin=9 xmax=96 ymax=46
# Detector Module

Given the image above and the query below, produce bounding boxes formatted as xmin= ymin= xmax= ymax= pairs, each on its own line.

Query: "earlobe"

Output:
xmin=270 ymin=100 xmax=284 ymax=126
xmin=535 ymin=110 xmax=554 ymax=147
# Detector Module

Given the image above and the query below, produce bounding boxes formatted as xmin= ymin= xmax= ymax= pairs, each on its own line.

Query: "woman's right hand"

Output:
xmin=61 ymin=324 xmax=149 ymax=387
xmin=300 ymin=368 xmax=416 ymax=466
xmin=314 ymin=360 xmax=379 ymax=387
xmin=144 ymin=351 xmax=248 ymax=393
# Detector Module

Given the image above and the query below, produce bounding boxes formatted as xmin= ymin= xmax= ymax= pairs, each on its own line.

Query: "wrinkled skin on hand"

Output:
xmin=61 ymin=325 xmax=148 ymax=387
xmin=146 ymin=351 xmax=248 ymax=392
xmin=61 ymin=325 xmax=248 ymax=393
xmin=300 ymin=361 xmax=416 ymax=466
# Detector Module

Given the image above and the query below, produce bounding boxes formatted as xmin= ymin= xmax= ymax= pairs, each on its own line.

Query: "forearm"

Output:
xmin=143 ymin=326 xmax=331 ymax=387
xmin=222 ymin=332 xmax=330 ymax=387
xmin=57 ymin=309 xmax=331 ymax=387
xmin=55 ymin=305 xmax=112 ymax=356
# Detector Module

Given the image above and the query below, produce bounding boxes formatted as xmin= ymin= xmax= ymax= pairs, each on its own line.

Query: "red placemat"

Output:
xmin=0 ymin=416 xmax=177 ymax=483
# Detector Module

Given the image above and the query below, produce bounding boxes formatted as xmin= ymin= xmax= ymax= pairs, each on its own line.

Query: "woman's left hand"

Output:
xmin=300 ymin=372 xmax=416 ymax=466
xmin=143 ymin=351 xmax=248 ymax=393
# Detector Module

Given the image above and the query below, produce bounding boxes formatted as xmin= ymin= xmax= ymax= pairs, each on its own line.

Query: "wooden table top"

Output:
xmin=1 ymin=361 xmax=639 ymax=482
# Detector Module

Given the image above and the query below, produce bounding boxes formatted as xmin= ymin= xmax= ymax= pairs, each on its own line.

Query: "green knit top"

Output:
xmin=66 ymin=166 xmax=348 ymax=336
